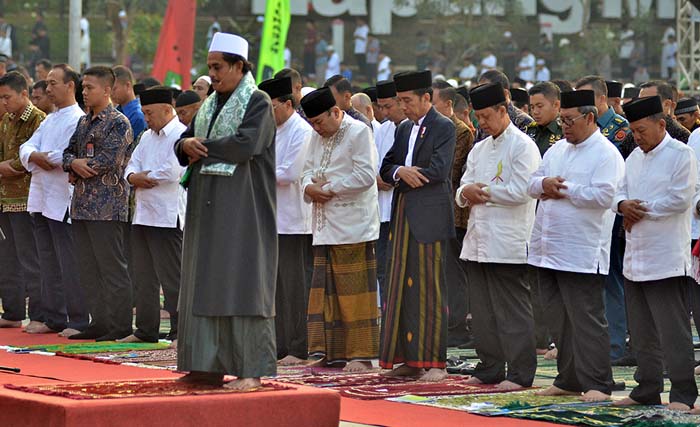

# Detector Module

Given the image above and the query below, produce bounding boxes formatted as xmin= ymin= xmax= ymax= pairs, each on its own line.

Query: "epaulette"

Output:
xmin=613 ymin=117 xmax=625 ymax=124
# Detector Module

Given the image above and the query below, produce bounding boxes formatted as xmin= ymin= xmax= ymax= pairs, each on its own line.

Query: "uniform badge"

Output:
xmin=615 ymin=129 xmax=627 ymax=141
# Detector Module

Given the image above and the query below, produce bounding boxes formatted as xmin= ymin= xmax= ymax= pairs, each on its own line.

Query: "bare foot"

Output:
xmin=465 ymin=376 xmax=484 ymax=384
xmin=278 ymin=355 xmax=307 ymax=366
xmin=495 ymin=380 xmax=524 ymax=391
xmin=535 ymin=385 xmax=580 ymax=397
xmin=343 ymin=361 xmax=373 ymax=372
xmin=0 ymin=319 xmax=22 ymax=328
xmin=667 ymin=402 xmax=692 ymax=412
xmin=116 ymin=334 xmax=145 ymax=343
xmin=695 ymin=365 xmax=700 ymax=375
xmin=613 ymin=397 xmax=641 ymax=406
xmin=224 ymin=378 xmax=262 ymax=391
xmin=580 ymin=390 xmax=610 ymax=402
xmin=420 ymin=368 xmax=448 ymax=382
xmin=169 ymin=339 xmax=177 ymax=349
xmin=26 ymin=323 xmax=55 ymax=334
xmin=382 ymin=364 xmax=422 ymax=377
xmin=177 ymin=371 xmax=224 ymax=386
xmin=690 ymin=405 xmax=700 ymax=415
xmin=543 ymin=348 xmax=558 ymax=360
xmin=59 ymin=328 xmax=81 ymax=338
xmin=536 ymin=348 xmax=549 ymax=355
xmin=23 ymin=320 xmax=45 ymax=333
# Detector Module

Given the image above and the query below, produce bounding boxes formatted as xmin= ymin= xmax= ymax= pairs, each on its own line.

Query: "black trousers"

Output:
xmin=0 ymin=212 xmax=41 ymax=322
xmin=466 ymin=261 xmax=536 ymax=387
xmin=131 ymin=224 xmax=182 ymax=342
xmin=32 ymin=214 xmax=88 ymax=331
xmin=275 ymin=234 xmax=313 ymax=359
xmin=447 ymin=227 xmax=470 ymax=346
xmin=72 ymin=220 xmax=133 ymax=336
xmin=626 ymin=276 xmax=698 ymax=407
xmin=376 ymin=221 xmax=391 ymax=308
xmin=529 ymin=264 xmax=550 ymax=349
xmin=538 ymin=267 xmax=613 ymax=394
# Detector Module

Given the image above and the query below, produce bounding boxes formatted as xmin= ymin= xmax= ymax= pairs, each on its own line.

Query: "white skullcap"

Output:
xmin=196 ymin=75 xmax=212 ymax=85
xmin=209 ymin=33 xmax=248 ymax=60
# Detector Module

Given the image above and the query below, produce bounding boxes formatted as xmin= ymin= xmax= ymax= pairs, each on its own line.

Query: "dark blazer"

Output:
xmin=380 ymin=106 xmax=456 ymax=243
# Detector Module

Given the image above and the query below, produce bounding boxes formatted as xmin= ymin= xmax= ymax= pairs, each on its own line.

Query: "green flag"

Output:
xmin=256 ymin=0 xmax=291 ymax=83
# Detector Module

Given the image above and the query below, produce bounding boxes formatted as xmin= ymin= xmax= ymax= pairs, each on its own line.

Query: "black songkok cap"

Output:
xmin=376 ymin=80 xmax=397 ymax=99
xmin=606 ymin=80 xmax=623 ymax=98
xmin=393 ymin=70 xmax=432 ymax=92
xmin=175 ymin=90 xmax=201 ymax=108
xmin=456 ymin=86 xmax=470 ymax=102
xmin=560 ymin=90 xmax=595 ymax=109
xmin=139 ymin=87 xmax=173 ymax=106
xmin=510 ymin=87 xmax=529 ymax=105
xmin=133 ymin=83 xmax=146 ymax=97
xmin=300 ymin=87 xmax=336 ymax=118
xmin=259 ymin=76 xmax=292 ymax=100
xmin=675 ymin=97 xmax=698 ymax=115
xmin=623 ymin=96 xmax=664 ymax=123
xmin=623 ymin=86 xmax=640 ymax=99
xmin=362 ymin=86 xmax=377 ymax=102
xmin=469 ymin=83 xmax=506 ymax=110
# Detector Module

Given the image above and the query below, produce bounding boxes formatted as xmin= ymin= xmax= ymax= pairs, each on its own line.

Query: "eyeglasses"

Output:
xmin=561 ymin=113 xmax=587 ymax=127
xmin=272 ymin=103 xmax=283 ymax=110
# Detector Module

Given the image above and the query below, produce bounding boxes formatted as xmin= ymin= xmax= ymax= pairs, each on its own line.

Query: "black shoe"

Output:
xmin=68 ymin=328 xmax=108 ymax=340
xmin=165 ymin=332 xmax=177 ymax=341
xmin=95 ymin=331 xmax=132 ymax=342
xmin=611 ymin=355 xmax=637 ymax=366
xmin=459 ymin=362 xmax=477 ymax=375
xmin=612 ymin=381 xmax=626 ymax=391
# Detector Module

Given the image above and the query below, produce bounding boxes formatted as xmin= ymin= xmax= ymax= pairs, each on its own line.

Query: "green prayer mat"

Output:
xmin=392 ymin=391 xmax=700 ymax=426
xmin=22 ymin=342 xmax=170 ymax=354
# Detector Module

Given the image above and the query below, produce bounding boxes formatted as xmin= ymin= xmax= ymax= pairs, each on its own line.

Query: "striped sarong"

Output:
xmin=307 ymin=241 xmax=380 ymax=364
xmin=379 ymin=192 xmax=448 ymax=369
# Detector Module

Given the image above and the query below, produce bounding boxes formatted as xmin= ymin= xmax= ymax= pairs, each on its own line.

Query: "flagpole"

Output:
xmin=68 ymin=0 xmax=82 ymax=70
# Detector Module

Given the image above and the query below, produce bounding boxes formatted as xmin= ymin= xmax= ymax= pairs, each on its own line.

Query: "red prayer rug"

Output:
xmin=273 ymin=369 xmax=532 ymax=400
xmin=5 ymin=379 xmax=294 ymax=400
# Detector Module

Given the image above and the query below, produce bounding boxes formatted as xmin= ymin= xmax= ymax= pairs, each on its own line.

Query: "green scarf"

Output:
xmin=180 ymin=72 xmax=257 ymax=186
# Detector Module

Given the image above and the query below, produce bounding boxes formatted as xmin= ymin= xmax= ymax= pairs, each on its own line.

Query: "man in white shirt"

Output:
xmin=456 ymin=82 xmax=540 ymax=390
xmin=324 ymin=46 xmax=340 ymax=81
xmin=613 ymin=96 xmax=698 ymax=411
xmin=480 ymin=49 xmax=497 ymax=76
xmin=119 ymin=87 xmax=186 ymax=344
xmin=516 ymin=48 xmax=536 ymax=82
xmin=535 ymin=59 xmax=550 ymax=82
xmin=300 ymin=87 xmax=380 ymax=372
xmin=259 ymin=76 xmax=313 ymax=366
xmin=529 ymin=90 xmax=623 ymax=402
xmin=353 ymin=18 xmax=369 ymax=80
xmin=459 ymin=57 xmax=477 ymax=83
xmin=377 ymin=52 xmax=391 ymax=82
xmin=351 ymin=92 xmax=381 ymax=133
xmin=374 ymin=80 xmax=406 ymax=302
xmin=19 ymin=64 xmax=88 ymax=337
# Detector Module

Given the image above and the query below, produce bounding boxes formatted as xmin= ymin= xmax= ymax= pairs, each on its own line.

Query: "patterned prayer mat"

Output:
xmin=393 ymin=390 xmax=700 ymax=426
xmin=20 ymin=342 xmax=170 ymax=355
xmin=55 ymin=348 xmax=178 ymax=368
xmin=4 ymin=379 xmax=294 ymax=400
xmin=273 ymin=368 xmax=529 ymax=400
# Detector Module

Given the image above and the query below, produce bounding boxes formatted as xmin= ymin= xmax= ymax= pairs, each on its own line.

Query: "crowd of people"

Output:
xmin=0 ymin=27 xmax=699 ymax=411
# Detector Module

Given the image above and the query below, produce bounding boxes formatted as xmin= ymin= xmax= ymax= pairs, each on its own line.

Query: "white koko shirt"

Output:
xmin=124 ymin=116 xmax=187 ymax=229
xmin=527 ymin=131 xmax=625 ymax=274
xmin=302 ymin=114 xmax=379 ymax=246
xmin=456 ymin=123 xmax=541 ymax=263
xmin=374 ymin=119 xmax=403 ymax=222
xmin=275 ymin=112 xmax=312 ymax=235
xmin=19 ymin=103 xmax=85 ymax=222
xmin=613 ymin=133 xmax=698 ymax=282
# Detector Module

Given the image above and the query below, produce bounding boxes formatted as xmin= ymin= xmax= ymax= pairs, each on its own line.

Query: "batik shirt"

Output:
xmin=62 ymin=104 xmax=133 ymax=222
xmin=0 ymin=103 xmax=45 ymax=212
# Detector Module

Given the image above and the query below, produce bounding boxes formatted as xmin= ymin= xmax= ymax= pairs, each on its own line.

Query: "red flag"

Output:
xmin=152 ymin=0 xmax=197 ymax=89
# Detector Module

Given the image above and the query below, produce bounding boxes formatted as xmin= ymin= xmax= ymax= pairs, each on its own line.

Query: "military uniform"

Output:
xmin=475 ymin=103 xmax=535 ymax=142
xmin=526 ymin=118 xmax=563 ymax=156
xmin=597 ymin=108 xmax=630 ymax=149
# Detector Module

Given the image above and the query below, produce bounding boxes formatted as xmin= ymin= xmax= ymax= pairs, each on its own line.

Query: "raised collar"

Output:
xmin=9 ymin=102 xmax=34 ymax=122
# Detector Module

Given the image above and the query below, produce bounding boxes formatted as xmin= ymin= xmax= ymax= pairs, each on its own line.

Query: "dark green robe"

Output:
xmin=174 ymin=89 xmax=278 ymax=376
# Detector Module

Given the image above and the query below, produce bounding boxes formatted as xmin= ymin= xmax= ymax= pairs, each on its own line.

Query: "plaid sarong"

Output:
xmin=307 ymin=241 xmax=380 ymax=364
